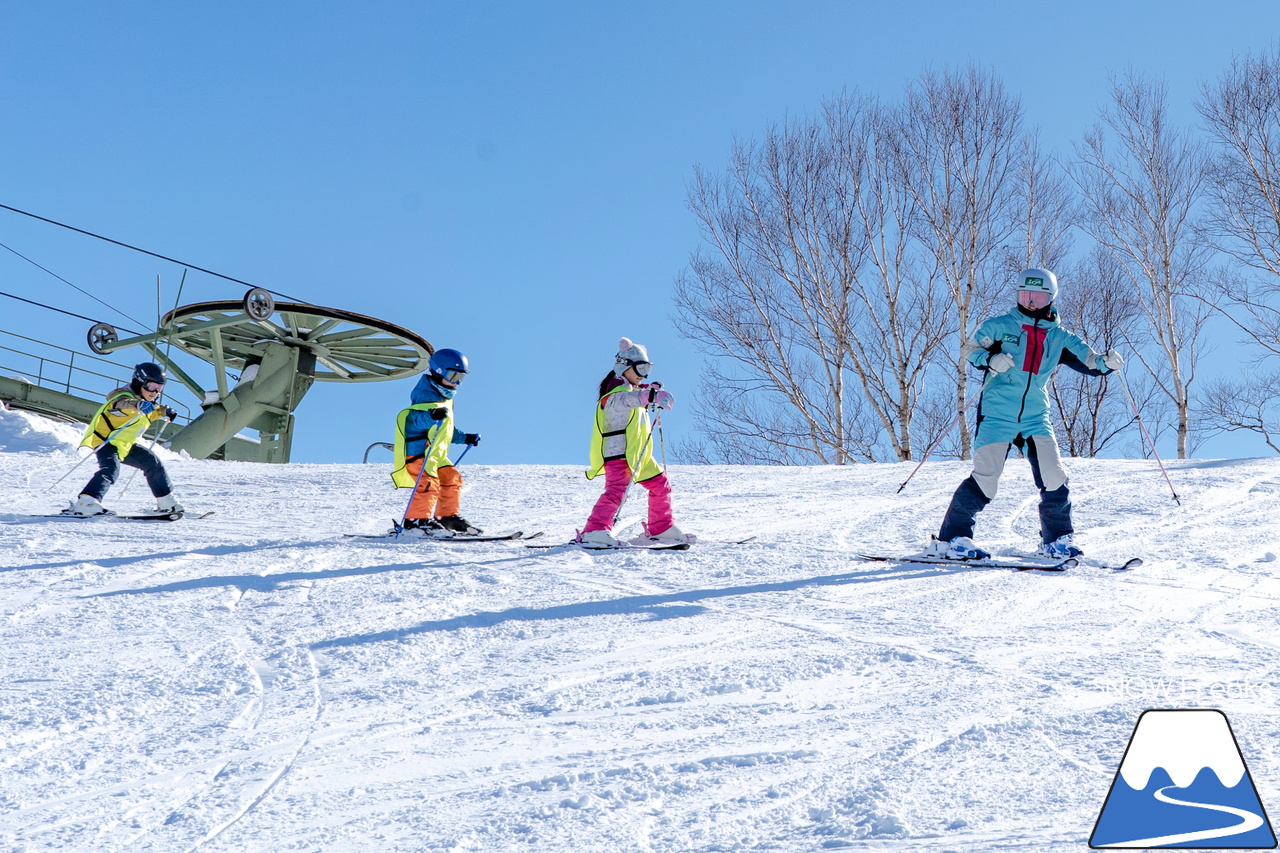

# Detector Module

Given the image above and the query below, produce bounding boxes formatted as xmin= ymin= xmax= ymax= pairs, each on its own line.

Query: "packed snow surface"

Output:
xmin=1 ymin=407 xmax=1278 ymax=851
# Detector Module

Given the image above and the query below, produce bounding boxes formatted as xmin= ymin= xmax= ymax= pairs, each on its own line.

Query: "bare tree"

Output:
xmin=1072 ymin=70 xmax=1212 ymax=458
xmin=1198 ymin=371 xmax=1280 ymax=453
xmin=887 ymin=65 xmax=1028 ymax=458
xmin=1198 ymin=46 xmax=1280 ymax=358
xmin=1188 ymin=47 xmax=1280 ymax=454
xmin=674 ymin=94 xmax=949 ymax=463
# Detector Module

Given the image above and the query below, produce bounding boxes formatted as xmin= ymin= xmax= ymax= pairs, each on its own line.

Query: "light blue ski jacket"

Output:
xmin=968 ymin=306 xmax=1113 ymax=447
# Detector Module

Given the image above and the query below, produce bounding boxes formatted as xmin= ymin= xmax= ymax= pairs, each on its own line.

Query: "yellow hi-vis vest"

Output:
xmin=391 ymin=401 xmax=454 ymax=487
xmin=586 ymin=387 xmax=662 ymax=482
xmin=80 ymin=389 xmax=160 ymax=455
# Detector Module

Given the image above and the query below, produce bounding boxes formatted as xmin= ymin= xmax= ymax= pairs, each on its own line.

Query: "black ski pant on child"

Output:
xmin=82 ymin=443 xmax=172 ymax=501
xmin=938 ymin=434 xmax=1072 ymax=545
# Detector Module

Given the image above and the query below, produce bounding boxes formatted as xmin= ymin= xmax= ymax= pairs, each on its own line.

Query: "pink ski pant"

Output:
xmin=583 ymin=459 xmax=673 ymax=535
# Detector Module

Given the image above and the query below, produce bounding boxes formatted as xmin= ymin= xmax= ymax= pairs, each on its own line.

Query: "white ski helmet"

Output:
xmin=614 ymin=337 xmax=651 ymax=378
xmin=1017 ymin=268 xmax=1058 ymax=301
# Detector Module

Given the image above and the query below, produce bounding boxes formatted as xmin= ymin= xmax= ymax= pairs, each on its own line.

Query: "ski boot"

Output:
xmin=68 ymin=495 xmax=111 ymax=517
xmin=436 ymin=515 xmax=482 ymax=535
xmin=577 ymin=529 xmax=620 ymax=548
xmin=925 ymin=535 xmax=990 ymax=561
xmin=398 ymin=517 xmax=446 ymax=537
xmin=1037 ymin=534 xmax=1083 ymax=559
xmin=156 ymin=494 xmax=185 ymax=514
xmin=630 ymin=522 xmax=697 ymax=546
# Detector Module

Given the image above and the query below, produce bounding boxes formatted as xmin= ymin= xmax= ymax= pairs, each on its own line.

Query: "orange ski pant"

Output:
xmin=404 ymin=460 xmax=463 ymax=520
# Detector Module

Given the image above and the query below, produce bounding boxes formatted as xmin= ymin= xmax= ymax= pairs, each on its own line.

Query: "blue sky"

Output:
xmin=2 ymin=1 xmax=1277 ymax=465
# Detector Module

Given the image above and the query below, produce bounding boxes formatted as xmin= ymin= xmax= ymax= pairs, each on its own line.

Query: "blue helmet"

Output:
xmin=131 ymin=362 xmax=167 ymax=392
xmin=429 ymin=348 xmax=468 ymax=388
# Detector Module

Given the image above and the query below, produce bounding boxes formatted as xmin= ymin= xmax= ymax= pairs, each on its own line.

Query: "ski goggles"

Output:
xmin=142 ymin=382 xmax=165 ymax=393
xmin=629 ymin=360 xmax=652 ymax=378
xmin=1017 ymin=290 xmax=1051 ymax=310
xmin=436 ymin=368 xmax=467 ymax=387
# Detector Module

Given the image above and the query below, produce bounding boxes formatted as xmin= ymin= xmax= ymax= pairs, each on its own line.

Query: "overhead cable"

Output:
xmin=0 ymin=202 xmax=307 ymax=303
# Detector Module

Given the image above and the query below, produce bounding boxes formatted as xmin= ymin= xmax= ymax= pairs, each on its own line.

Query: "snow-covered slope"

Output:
xmin=1 ymin=407 xmax=1278 ymax=851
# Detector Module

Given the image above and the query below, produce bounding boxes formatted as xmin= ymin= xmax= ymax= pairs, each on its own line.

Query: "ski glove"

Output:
xmin=648 ymin=389 xmax=675 ymax=410
xmin=987 ymin=352 xmax=1015 ymax=374
xmin=429 ymin=408 xmax=449 ymax=420
xmin=1102 ymin=349 xmax=1124 ymax=371
xmin=138 ymin=400 xmax=156 ymax=414
xmin=464 ymin=433 xmax=481 ymax=446
xmin=164 ymin=407 xmax=178 ymax=421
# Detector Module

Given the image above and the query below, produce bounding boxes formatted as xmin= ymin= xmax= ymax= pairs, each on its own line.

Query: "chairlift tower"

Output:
xmin=87 ymin=289 xmax=431 ymax=463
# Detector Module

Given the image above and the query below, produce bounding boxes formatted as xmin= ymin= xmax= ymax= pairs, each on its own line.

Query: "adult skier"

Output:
xmin=928 ymin=269 xmax=1124 ymax=560
xmin=70 ymin=362 xmax=182 ymax=516
xmin=390 ymin=348 xmax=483 ymax=535
xmin=578 ymin=337 xmax=693 ymax=547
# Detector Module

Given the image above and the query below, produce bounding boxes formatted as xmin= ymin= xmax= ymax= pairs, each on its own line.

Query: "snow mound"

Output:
xmin=0 ymin=405 xmax=85 ymax=453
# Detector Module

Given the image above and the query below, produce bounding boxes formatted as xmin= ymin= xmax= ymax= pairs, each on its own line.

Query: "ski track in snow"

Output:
xmin=2 ymin=430 xmax=1279 ymax=851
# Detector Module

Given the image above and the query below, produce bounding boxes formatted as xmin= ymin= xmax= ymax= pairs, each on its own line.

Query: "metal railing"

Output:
xmin=0 ymin=327 xmax=193 ymax=421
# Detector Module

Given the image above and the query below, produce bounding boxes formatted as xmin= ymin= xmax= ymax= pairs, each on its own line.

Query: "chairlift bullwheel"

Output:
xmin=242 ymin=288 xmax=275 ymax=321
xmin=87 ymin=322 xmax=118 ymax=355
xmin=159 ymin=300 xmax=432 ymax=382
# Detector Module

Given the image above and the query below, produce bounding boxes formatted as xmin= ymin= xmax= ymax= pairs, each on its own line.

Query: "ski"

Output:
xmin=525 ymin=540 xmax=690 ymax=551
xmin=345 ymin=530 xmax=540 ymax=542
xmin=856 ymin=553 xmax=1078 ymax=572
xmin=1087 ymin=557 xmax=1143 ymax=572
xmin=40 ymin=510 xmax=186 ymax=522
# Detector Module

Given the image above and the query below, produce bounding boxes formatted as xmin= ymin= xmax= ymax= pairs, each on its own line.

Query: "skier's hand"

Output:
xmin=649 ymin=389 xmax=675 ymax=410
xmin=1103 ymin=349 xmax=1124 ymax=371
xmin=164 ymin=407 xmax=178 ymax=421
xmin=464 ymin=433 xmax=481 ymax=446
xmin=429 ymin=408 xmax=448 ymax=420
xmin=138 ymin=400 xmax=156 ymax=414
xmin=988 ymin=352 xmax=1015 ymax=373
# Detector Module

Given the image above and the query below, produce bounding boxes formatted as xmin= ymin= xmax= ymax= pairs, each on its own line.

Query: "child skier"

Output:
xmin=71 ymin=362 xmax=182 ymax=516
xmin=929 ymin=269 xmax=1123 ymax=560
xmin=579 ymin=337 xmax=693 ymax=547
xmin=390 ymin=348 xmax=482 ymax=536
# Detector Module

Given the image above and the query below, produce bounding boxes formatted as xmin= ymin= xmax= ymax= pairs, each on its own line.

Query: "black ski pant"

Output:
xmin=938 ymin=434 xmax=1073 ymax=544
xmin=82 ymin=443 xmax=172 ymax=501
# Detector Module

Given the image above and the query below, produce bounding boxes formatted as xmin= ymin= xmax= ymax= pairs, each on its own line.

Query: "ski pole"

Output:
xmin=118 ymin=411 xmax=174 ymax=499
xmin=46 ymin=413 xmax=151 ymax=493
xmin=46 ymin=448 xmax=97 ymax=491
xmin=1114 ymin=368 xmax=1181 ymax=506
xmin=395 ymin=420 xmax=452 ymax=538
xmin=612 ymin=406 xmax=660 ymax=527
xmin=897 ymin=375 xmax=991 ymax=494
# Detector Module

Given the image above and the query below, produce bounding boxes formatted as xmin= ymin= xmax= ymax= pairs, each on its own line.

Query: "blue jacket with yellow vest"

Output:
xmin=391 ymin=373 xmax=467 ymax=486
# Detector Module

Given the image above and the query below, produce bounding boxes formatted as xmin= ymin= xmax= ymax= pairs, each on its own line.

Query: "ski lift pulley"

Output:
xmin=87 ymin=322 xmax=118 ymax=355
xmin=243 ymin=287 xmax=274 ymax=321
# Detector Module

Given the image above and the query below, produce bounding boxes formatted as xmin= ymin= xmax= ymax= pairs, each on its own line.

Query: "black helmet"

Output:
xmin=131 ymin=362 xmax=167 ymax=391
xmin=428 ymin=348 xmax=468 ymax=388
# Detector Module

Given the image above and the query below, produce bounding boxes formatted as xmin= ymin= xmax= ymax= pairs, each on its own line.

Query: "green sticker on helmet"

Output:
xmin=1025 ymin=277 xmax=1044 ymax=288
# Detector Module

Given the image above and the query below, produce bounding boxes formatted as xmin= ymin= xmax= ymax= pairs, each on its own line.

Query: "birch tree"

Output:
xmin=1072 ymin=71 xmax=1211 ymax=458
xmin=1196 ymin=47 xmax=1280 ymax=452
xmin=887 ymin=65 xmax=1027 ymax=458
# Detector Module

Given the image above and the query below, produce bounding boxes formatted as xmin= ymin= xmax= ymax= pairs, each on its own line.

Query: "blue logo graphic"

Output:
xmin=1091 ymin=709 xmax=1276 ymax=849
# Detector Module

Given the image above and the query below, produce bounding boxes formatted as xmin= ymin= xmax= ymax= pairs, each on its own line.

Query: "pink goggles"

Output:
xmin=1018 ymin=290 xmax=1051 ymax=310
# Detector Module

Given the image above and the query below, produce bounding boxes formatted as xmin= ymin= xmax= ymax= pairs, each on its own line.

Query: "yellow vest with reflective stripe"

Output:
xmin=80 ymin=389 xmax=157 ymax=455
xmin=391 ymin=401 xmax=453 ymax=487
xmin=586 ymin=387 xmax=662 ymax=482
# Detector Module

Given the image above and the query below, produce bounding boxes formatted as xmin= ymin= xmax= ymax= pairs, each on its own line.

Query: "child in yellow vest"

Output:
xmin=579 ymin=338 xmax=693 ymax=547
xmin=71 ymin=362 xmax=181 ymax=516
